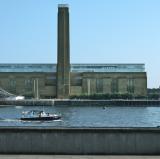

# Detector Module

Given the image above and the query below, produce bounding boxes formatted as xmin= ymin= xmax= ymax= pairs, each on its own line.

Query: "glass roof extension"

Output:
xmin=0 ymin=64 xmax=145 ymax=73
xmin=0 ymin=64 xmax=56 ymax=73
xmin=71 ymin=64 xmax=145 ymax=72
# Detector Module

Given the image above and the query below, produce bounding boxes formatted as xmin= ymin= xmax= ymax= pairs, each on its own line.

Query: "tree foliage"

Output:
xmin=70 ymin=93 xmax=160 ymax=100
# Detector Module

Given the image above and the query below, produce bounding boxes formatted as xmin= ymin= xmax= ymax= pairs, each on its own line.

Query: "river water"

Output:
xmin=0 ymin=105 xmax=160 ymax=127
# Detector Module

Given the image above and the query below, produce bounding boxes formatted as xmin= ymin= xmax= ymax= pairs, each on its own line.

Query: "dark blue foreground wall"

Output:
xmin=0 ymin=127 xmax=160 ymax=154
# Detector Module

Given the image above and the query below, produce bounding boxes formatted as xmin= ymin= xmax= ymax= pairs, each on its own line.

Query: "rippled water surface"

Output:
xmin=0 ymin=105 xmax=160 ymax=127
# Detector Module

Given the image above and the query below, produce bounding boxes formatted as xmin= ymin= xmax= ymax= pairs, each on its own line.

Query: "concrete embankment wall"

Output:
xmin=0 ymin=99 xmax=55 ymax=106
xmin=0 ymin=127 xmax=160 ymax=154
xmin=0 ymin=99 xmax=160 ymax=106
xmin=54 ymin=99 xmax=160 ymax=106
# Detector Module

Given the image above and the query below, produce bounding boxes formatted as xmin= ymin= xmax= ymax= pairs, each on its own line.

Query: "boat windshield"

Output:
xmin=22 ymin=110 xmax=48 ymax=117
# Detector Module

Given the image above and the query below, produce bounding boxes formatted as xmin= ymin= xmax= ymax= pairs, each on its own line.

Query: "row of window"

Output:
xmin=0 ymin=78 xmax=135 ymax=95
xmin=1 ymin=79 xmax=35 ymax=93
xmin=87 ymin=78 xmax=135 ymax=94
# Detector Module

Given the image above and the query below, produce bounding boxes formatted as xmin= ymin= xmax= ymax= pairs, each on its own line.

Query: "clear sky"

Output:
xmin=0 ymin=0 xmax=160 ymax=88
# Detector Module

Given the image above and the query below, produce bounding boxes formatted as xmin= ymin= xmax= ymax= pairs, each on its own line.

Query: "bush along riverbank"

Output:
xmin=70 ymin=93 xmax=160 ymax=100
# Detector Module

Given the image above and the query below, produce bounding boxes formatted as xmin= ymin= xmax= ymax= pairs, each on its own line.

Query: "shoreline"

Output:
xmin=0 ymin=99 xmax=160 ymax=106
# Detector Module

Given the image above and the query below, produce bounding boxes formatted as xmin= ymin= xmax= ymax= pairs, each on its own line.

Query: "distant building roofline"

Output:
xmin=0 ymin=63 xmax=145 ymax=65
xmin=71 ymin=63 xmax=145 ymax=66
xmin=0 ymin=63 xmax=146 ymax=73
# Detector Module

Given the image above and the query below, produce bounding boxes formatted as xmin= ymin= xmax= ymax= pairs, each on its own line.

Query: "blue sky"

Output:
xmin=0 ymin=0 xmax=160 ymax=88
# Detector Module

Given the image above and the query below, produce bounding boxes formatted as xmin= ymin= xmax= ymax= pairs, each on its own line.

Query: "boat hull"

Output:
xmin=20 ymin=116 xmax=61 ymax=121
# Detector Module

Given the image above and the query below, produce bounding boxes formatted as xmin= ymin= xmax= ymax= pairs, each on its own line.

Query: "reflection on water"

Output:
xmin=0 ymin=105 xmax=160 ymax=127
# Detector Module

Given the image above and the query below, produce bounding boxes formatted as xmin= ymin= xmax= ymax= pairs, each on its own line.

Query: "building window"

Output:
xmin=96 ymin=79 xmax=103 ymax=93
xmin=127 ymin=79 xmax=134 ymax=93
xmin=25 ymin=79 xmax=33 ymax=92
xmin=111 ymin=78 xmax=118 ymax=94
xmin=9 ymin=79 xmax=16 ymax=93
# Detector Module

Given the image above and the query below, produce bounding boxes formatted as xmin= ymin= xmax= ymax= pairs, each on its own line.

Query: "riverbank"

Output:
xmin=0 ymin=99 xmax=160 ymax=106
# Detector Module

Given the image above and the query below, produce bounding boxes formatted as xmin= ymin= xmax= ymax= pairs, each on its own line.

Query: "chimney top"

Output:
xmin=58 ymin=4 xmax=69 ymax=8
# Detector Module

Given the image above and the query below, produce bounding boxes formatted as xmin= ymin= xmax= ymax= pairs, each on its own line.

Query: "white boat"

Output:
xmin=21 ymin=110 xmax=61 ymax=121
xmin=6 ymin=96 xmax=25 ymax=100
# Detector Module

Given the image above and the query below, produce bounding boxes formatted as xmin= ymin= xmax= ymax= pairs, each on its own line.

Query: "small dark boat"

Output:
xmin=20 ymin=110 xmax=61 ymax=121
